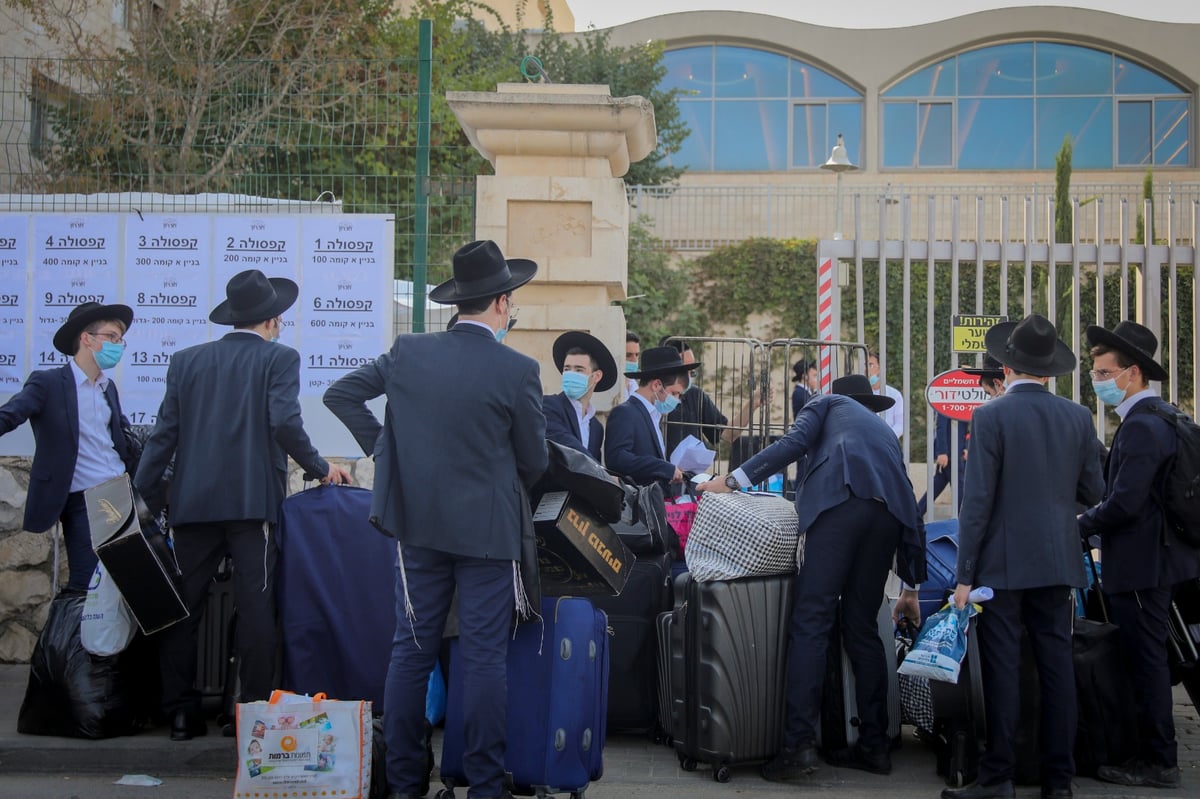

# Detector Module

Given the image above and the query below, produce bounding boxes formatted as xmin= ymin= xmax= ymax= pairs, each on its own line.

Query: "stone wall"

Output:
xmin=0 ymin=455 xmax=372 ymax=664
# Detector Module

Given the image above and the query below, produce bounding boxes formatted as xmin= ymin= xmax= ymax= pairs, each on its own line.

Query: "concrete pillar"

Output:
xmin=446 ymin=83 xmax=657 ymax=410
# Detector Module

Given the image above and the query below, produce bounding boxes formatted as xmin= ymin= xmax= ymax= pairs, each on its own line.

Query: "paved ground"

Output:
xmin=0 ymin=664 xmax=1197 ymax=798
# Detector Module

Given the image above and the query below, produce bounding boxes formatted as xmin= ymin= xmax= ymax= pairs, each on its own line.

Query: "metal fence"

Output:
xmin=0 ymin=46 xmax=479 ymax=336
xmin=628 ymin=183 xmax=1200 ymax=251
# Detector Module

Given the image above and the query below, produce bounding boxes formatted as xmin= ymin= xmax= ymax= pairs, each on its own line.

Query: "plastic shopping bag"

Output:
xmin=234 ymin=692 xmax=372 ymax=799
xmin=664 ymin=497 xmax=698 ymax=553
xmin=896 ymin=603 xmax=973 ymax=684
xmin=80 ymin=564 xmax=136 ymax=657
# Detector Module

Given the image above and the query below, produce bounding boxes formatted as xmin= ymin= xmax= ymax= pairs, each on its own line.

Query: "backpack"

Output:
xmin=1145 ymin=404 xmax=1200 ymax=548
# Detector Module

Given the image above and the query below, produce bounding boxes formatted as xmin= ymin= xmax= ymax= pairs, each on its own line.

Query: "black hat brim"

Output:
xmin=961 ymin=366 xmax=1005 ymax=379
xmin=984 ymin=321 xmax=1077 ymax=377
xmin=553 ymin=331 xmax=619 ymax=393
xmin=53 ymin=303 xmax=134 ymax=355
xmin=209 ymin=278 xmax=299 ymax=325
xmin=849 ymin=393 xmax=895 ymax=412
xmin=1085 ymin=325 xmax=1168 ymax=382
xmin=627 ymin=361 xmax=702 ymax=380
xmin=428 ymin=259 xmax=537 ymax=305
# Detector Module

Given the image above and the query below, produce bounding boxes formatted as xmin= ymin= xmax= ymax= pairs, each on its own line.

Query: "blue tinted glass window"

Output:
xmin=792 ymin=104 xmax=828 ymax=168
xmin=662 ymin=47 xmax=713 ymax=98
xmin=957 ymin=98 xmax=1034 ymax=168
xmin=714 ymin=100 xmax=787 ymax=170
xmin=670 ymin=100 xmax=713 ymax=171
xmin=1117 ymin=101 xmax=1152 ymax=166
xmin=1115 ymin=57 xmax=1184 ymax=95
xmin=790 ymin=61 xmax=858 ymax=98
xmin=883 ymin=103 xmax=917 ymax=167
xmin=714 ymin=46 xmax=788 ymax=99
xmin=1036 ymin=43 xmax=1112 ymax=95
xmin=1156 ymin=99 xmax=1190 ymax=166
xmin=918 ymin=103 xmax=953 ymax=167
xmin=958 ymin=43 xmax=1034 ymax=97
xmin=828 ymin=103 xmax=864 ymax=165
xmin=884 ymin=60 xmax=955 ymax=97
xmin=1036 ymin=97 xmax=1113 ymax=168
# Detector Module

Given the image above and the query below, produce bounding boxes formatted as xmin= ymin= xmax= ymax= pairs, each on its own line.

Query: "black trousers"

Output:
xmin=977 ymin=586 xmax=1076 ymax=789
xmin=1109 ymin=586 xmax=1177 ymax=768
xmin=783 ymin=496 xmax=901 ymax=752
xmin=158 ymin=520 xmax=278 ymax=716
xmin=60 ymin=491 xmax=99 ymax=591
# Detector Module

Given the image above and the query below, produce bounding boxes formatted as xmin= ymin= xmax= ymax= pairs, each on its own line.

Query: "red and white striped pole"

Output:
xmin=818 ymin=256 xmax=834 ymax=393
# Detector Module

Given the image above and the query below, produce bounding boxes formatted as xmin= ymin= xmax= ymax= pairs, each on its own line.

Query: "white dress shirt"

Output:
xmin=69 ymin=360 xmax=127 ymax=492
xmin=630 ymin=390 xmax=666 ymax=458
xmin=571 ymin=397 xmax=597 ymax=451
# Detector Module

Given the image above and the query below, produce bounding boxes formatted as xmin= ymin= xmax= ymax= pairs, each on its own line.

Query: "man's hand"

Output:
xmin=696 ymin=475 xmax=734 ymax=493
xmin=935 ymin=454 xmax=949 ymax=470
xmin=670 ymin=467 xmax=685 ymax=484
xmin=894 ymin=589 xmax=921 ymax=628
xmin=952 ymin=583 xmax=972 ymax=610
xmin=321 ymin=465 xmax=353 ymax=486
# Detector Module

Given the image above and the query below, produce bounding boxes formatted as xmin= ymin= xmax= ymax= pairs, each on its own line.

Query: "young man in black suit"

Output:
xmin=543 ymin=331 xmax=617 ymax=462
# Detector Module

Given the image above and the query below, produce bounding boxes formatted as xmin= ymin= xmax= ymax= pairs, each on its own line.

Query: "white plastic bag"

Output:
xmin=80 ymin=563 xmax=137 ymax=656
xmin=896 ymin=603 xmax=972 ymax=683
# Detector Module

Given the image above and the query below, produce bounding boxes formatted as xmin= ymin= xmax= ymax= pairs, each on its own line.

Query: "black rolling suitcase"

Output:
xmin=668 ymin=573 xmax=794 ymax=783
xmin=590 ymin=552 xmax=673 ymax=735
xmin=928 ymin=624 xmax=986 ymax=787
xmin=818 ymin=597 xmax=902 ymax=752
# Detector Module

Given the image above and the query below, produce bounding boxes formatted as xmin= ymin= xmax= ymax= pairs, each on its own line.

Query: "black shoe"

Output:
xmin=1041 ymin=788 xmax=1073 ymax=799
xmin=825 ymin=744 xmax=892 ymax=775
xmin=941 ymin=781 xmax=1016 ymax=799
xmin=761 ymin=745 xmax=819 ymax=782
xmin=168 ymin=709 xmax=207 ymax=741
xmin=1097 ymin=761 xmax=1181 ymax=788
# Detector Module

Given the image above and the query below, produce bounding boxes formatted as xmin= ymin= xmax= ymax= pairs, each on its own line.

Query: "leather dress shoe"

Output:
xmin=941 ymin=781 xmax=1016 ymax=799
xmin=1042 ymin=788 xmax=1073 ymax=799
xmin=168 ymin=709 xmax=207 ymax=741
xmin=761 ymin=744 xmax=820 ymax=781
xmin=825 ymin=743 xmax=892 ymax=775
xmin=1097 ymin=761 xmax=1181 ymax=788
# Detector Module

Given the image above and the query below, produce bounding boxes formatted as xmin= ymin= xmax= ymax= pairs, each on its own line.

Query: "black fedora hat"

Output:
xmin=428 ymin=240 xmax=537 ymax=305
xmin=553 ymin=331 xmax=618 ymax=393
xmin=53 ymin=301 xmax=134 ymax=355
xmin=210 ymin=269 xmax=298 ymax=325
xmin=984 ymin=314 xmax=1076 ymax=377
xmin=961 ymin=354 xmax=1004 ymax=381
xmin=832 ymin=374 xmax=895 ymax=412
xmin=627 ymin=346 xmax=702 ymax=379
xmin=1086 ymin=321 xmax=1168 ymax=382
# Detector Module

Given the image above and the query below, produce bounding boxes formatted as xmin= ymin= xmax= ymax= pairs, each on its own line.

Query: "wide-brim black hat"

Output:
xmin=984 ymin=314 xmax=1076 ymax=377
xmin=429 ymin=240 xmax=537 ymax=305
xmin=1086 ymin=321 xmax=1168 ymax=382
xmin=54 ymin=302 xmax=134 ymax=355
xmin=832 ymin=374 xmax=895 ymax=412
xmin=626 ymin=346 xmax=702 ymax=379
xmin=961 ymin=354 xmax=1005 ymax=381
xmin=553 ymin=331 xmax=618 ymax=393
xmin=210 ymin=269 xmax=298 ymax=325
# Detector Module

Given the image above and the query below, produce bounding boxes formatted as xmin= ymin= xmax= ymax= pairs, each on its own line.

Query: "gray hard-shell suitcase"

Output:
xmin=667 ymin=573 xmax=794 ymax=783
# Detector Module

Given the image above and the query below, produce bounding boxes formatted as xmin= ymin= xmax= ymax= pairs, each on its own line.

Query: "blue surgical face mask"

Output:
xmin=561 ymin=371 xmax=590 ymax=400
xmin=495 ymin=327 xmax=508 ymax=343
xmin=653 ymin=389 xmax=680 ymax=415
xmin=94 ymin=341 xmax=124 ymax=370
xmin=1092 ymin=377 xmax=1126 ymax=406
xmin=868 ymin=373 xmax=880 ymax=387
xmin=624 ymin=361 xmax=638 ymax=374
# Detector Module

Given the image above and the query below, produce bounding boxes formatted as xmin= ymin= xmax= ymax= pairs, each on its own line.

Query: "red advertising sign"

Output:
xmin=925 ymin=369 xmax=988 ymax=422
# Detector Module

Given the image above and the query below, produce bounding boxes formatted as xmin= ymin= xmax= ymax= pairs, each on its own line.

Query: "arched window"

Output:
xmin=661 ymin=45 xmax=864 ymax=172
xmin=882 ymin=42 xmax=1191 ymax=170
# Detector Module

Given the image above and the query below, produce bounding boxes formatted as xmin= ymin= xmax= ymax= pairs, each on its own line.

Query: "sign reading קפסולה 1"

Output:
xmin=952 ymin=314 xmax=1007 ymax=353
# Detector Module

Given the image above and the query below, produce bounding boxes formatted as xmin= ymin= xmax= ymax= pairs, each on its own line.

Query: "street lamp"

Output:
xmin=821 ymin=133 xmax=858 ymax=240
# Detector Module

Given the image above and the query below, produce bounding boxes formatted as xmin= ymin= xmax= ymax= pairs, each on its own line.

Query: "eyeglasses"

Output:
xmin=90 ymin=331 xmax=125 ymax=345
xmin=1089 ymin=365 xmax=1130 ymax=381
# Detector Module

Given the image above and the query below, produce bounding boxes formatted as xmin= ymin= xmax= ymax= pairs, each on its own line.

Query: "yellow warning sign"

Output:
xmin=952 ymin=315 xmax=1008 ymax=353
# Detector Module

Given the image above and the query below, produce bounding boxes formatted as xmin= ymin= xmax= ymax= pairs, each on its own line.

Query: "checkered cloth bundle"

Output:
xmin=685 ymin=492 xmax=801 ymax=582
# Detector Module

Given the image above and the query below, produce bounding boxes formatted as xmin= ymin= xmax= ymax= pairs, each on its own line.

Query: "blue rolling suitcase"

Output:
xmin=439 ymin=596 xmax=609 ymax=799
xmin=920 ymin=519 xmax=959 ymax=619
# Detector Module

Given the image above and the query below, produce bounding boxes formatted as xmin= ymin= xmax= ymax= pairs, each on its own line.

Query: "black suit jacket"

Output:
xmin=543 ymin=392 xmax=603 ymax=462
xmin=1078 ymin=396 xmax=1200 ymax=592
xmin=605 ymin=395 xmax=674 ymax=487
xmin=0 ymin=364 xmax=135 ymax=532
xmin=135 ymin=332 xmax=328 ymax=525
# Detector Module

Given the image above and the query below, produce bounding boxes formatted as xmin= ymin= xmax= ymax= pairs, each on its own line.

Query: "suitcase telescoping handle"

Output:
xmin=1081 ymin=545 xmax=1110 ymax=623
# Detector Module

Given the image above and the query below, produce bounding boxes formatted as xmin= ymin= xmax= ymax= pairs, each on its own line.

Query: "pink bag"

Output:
xmin=664 ymin=499 xmax=698 ymax=553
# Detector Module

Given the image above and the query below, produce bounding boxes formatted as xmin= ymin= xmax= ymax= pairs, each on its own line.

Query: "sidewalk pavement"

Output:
xmin=0 ymin=663 xmax=1197 ymax=798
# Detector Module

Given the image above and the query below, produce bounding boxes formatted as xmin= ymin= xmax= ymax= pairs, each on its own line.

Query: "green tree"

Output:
xmin=623 ymin=218 xmax=704 ymax=345
xmin=1054 ymin=135 xmax=1073 ymax=244
xmin=1135 ymin=168 xmax=1154 ymax=245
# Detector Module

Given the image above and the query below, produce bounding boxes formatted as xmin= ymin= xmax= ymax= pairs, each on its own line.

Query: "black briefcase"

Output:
xmin=85 ymin=474 xmax=189 ymax=635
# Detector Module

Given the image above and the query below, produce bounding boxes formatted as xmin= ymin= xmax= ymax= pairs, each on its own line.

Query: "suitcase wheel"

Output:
xmin=713 ymin=764 xmax=732 ymax=783
xmin=435 ymin=789 xmax=454 ymax=799
xmin=679 ymin=754 xmax=698 ymax=772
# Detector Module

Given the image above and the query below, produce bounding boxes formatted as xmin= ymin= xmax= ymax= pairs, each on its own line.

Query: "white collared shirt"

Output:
xmin=1115 ymin=387 xmax=1158 ymax=420
xmin=571 ymin=396 xmax=597 ymax=450
xmin=630 ymin=391 xmax=667 ymax=458
xmin=69 ymin=360 xmax=127 ymax=492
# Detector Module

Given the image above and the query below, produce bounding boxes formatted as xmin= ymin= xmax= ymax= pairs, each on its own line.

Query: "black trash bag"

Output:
xmin=17 ymin=590 xmax=147 ymax=739
xmin=542 ymin=440 xmax=625 ymax=523
xmin=611 ymin=481 xmax=679 ymax=557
